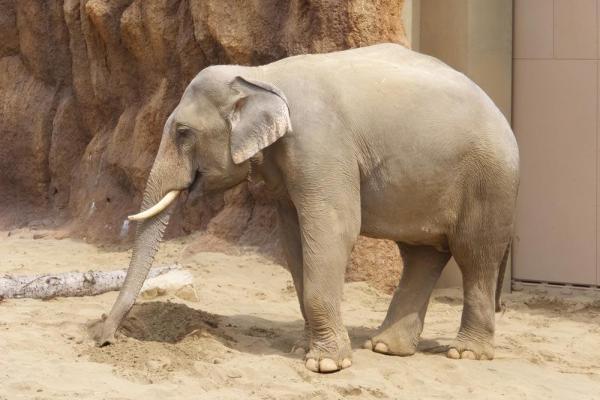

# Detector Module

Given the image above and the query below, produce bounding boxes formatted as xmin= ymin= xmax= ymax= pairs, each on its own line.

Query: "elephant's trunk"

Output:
xmin=94 ymin=177 xmax=175 ymax=346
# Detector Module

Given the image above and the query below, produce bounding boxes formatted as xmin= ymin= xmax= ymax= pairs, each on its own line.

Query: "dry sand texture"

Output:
xmin=1 ymin=229 xmax=599 ymax=399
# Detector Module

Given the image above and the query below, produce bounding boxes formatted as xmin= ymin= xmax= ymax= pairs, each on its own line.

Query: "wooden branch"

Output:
xmin=0 ymin=265 xmax=180 ymax=300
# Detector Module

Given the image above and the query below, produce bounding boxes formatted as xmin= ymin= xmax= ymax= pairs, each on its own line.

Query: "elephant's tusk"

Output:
xmin=128 ymin=190 xmax=181 ymax=221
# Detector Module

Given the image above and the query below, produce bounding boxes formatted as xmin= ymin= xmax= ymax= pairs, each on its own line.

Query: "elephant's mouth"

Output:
xmin=188 ymin=169 xmax=203 ymax=193
xmin=127 ymin=170 xmax=203 ymax=222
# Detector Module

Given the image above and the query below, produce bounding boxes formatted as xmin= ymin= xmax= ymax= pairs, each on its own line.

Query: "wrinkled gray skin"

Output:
xmin=93 ymin=43 xmax=519 ymax=373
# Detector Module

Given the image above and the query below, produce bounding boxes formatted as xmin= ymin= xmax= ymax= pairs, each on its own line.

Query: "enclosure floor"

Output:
xmin=1 ymin=229 xmax=599 ymax=399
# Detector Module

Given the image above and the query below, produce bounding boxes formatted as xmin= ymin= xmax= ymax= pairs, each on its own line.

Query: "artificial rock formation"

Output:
xmin=0 ymin=0 xmax=406 ymax=290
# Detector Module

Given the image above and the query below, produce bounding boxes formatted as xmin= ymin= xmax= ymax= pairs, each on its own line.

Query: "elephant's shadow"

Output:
xmin=117 ymin=301 xmax=450 ymax=358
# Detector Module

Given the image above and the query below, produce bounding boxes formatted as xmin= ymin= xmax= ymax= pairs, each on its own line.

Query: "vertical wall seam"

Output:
xmin=510 ymin=0 xmax=516 ymax=284
xmin=552 ymin=0 xmax=556 ymax=59
xmin=594 ymin=0 xmax=600 ymax=285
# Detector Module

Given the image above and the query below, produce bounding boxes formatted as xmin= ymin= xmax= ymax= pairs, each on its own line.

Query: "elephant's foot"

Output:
xmin=291 ymin=325 xmax=310 ymax=355
xmin=446 ymin=335 xmax=494 ymax=360
xmin=305 ymin=333 xmax=352 ymax=373
xmin=88 ymin=314 xmax=117 ymax=347
xmin=363 ymin=324 xmax=418 ymax=356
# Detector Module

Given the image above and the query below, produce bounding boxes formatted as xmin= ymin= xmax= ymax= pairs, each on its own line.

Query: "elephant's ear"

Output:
xmin=228 ymin=76 xmax=292 ymax=164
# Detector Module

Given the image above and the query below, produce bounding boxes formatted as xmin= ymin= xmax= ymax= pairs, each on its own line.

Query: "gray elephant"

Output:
xmin=93 ymin=43 xmax=519 ymax=373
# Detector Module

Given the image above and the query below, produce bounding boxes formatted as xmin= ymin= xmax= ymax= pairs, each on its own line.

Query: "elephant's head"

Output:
xmin=93 ymin=66 xmax=292 ymax=345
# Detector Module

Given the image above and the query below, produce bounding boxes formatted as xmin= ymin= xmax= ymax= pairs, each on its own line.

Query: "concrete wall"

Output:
xmin=512 ymin=0 xmax=600 ymax=286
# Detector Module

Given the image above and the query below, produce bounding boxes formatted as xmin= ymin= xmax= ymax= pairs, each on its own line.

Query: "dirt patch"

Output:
xmin=84 ymin=334 xmax=224 ymax=383
xmin=84 ymin=302 xmax=232 ymax=383
xmin=118 ymin=301 xmax=221 ymax=343
xmin=513 ymin=294 xmax=600 ymax=324
xmin=434 ymin=294 xmax=463 ymax=306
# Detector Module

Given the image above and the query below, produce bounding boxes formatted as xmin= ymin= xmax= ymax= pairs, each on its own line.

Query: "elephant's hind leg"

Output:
xmin=365 ymin=244 xmax=450 ymax=356
xmin=447 ymin=232 xmax=510 ymax=361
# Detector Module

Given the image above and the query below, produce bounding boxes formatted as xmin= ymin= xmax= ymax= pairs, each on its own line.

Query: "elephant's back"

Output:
xmin=266 ymin=43 xmax=518 ymax=179
xmin=266 ymin=43 xmax=501 ymax=135
xmin=266 ymin=43 xmax=464 ymax=90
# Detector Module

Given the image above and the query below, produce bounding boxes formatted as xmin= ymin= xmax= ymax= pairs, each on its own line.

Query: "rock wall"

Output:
xmin=0 ymin=0 xmax=406 ymax=289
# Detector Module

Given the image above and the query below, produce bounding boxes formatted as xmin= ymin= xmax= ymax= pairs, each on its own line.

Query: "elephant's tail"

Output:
xmin=495 ymin=240 xmax=511 ymax=313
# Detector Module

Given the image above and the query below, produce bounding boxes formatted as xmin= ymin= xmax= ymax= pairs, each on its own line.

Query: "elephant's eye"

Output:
xmin=176 ymin=125 xmax=191 ymax=137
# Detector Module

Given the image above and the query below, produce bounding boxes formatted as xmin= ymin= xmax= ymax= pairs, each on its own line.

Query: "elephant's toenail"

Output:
xmin=305 ymin=358 xmax=319 ymax=372
xmin=341 ymin=358 xmax=352 ymax=369
xmin=293 ymin=347 xmax=306 ymax=355
xmin=363 ymin=339 xmax=373 ymax=350
xmin=461 ymin=350 xmax=476 ymax=360
xmin=319 ymin=358 xmax=339 ymax=373
xmin=374 ymin=342 xmax=389 ymax=353
xmin=447 ymin=348 xmax=460 ymax=359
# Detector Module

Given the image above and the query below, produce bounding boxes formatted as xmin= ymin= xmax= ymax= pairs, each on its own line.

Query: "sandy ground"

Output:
xmin=1 ymin=229 xmax=599 ymax=400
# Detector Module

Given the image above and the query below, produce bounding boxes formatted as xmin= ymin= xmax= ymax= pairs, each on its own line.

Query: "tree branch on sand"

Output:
xmin=0 ymin=265 xmax=182 ymax=300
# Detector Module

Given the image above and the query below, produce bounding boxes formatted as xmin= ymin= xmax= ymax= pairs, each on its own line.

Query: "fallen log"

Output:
xmin=0 ymin=265 xmax=180 ymax=300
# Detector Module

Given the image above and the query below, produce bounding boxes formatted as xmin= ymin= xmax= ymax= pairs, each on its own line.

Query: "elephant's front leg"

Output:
xmin=297 ymin=199 xmax=360 ymax=373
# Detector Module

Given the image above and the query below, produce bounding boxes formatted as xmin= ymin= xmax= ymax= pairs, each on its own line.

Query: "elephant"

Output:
xmin=92 ymin=43 xmax=519 ymax=373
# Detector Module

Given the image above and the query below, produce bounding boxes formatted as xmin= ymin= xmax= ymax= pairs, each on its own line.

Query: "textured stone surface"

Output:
xmin=0 ymin=0 xmax=406 ymax=290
